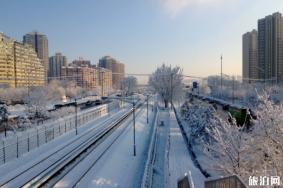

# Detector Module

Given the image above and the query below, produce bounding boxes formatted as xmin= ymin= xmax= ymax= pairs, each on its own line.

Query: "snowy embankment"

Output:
xmin=0 ymin=101 xmax=121 ymax=165
xmin=173 ymin=106 xmax=210 ymax=178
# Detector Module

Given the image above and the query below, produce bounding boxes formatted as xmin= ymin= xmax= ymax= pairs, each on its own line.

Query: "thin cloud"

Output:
xmin=162 ymin=0 xmax=226 ymax=17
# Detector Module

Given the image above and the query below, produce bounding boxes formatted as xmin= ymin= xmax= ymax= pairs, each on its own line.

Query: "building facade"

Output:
xmin=98 ymin=56 xmax=125 ymax=89
xmin=98 ymin=67 xmax=112 ymax=96
xmin=0 ymin=32 xmax=45 ymax=88
xmin=49 ymin=52 xmax=67 ymax=80
xmin=242 ymin=30 xmax=258 ymax=83
xmin=258 ymin=12 xmax=283 ymax=83
xmin=23 ymin=31 xmax=49 ymax=81
xmin=61 ymin=66 xmax=98 ymax=89
xmin=0 ymin=33 xmax=15 ymax=87
xmin=71 ymin=58 xmax=91 ymax=68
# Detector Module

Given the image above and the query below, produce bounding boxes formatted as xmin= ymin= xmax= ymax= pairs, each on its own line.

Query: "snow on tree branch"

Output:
xmin=149 ymin=64 xmax=184 ymax=108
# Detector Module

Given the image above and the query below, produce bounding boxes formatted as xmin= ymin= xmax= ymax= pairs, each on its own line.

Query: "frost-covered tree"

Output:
xmin=46 ymin=80 xmax=66 ymax=101
xmin=0 ymin=104 xmax=8 ymax=124
xmin=24 ymin=87 xmax=48 ymax=119
xmin=149 ymin=64 xmax=183 ymax=108
xmin=121 ymin=76 xmax=137 ymax=96
xmin=0 ymin=88 xmax=27 ymax=105
xmin=181 ymin=102 xmax=250 ymax=176
xmin=181 ymin=92 xmax=283 ymax=181
xmin=248 ymin=93 xmax=283 ymax=178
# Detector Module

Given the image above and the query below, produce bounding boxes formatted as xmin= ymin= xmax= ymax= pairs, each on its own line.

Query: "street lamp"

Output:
xmin=108 ymin=96 xmax=139 ymax=156
xmin=170 ymin=73 xmax=173 ymax=109
xmin=133 ymin=101 xmax=136 ymax=156
xmin=146 ymin=95 xmax=149 ymax=124
xmin=75 ymin=98 xmax=78 ymax=135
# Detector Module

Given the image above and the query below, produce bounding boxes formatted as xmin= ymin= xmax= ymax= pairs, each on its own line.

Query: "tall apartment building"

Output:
xmin=0 ymin=32 xmax=45 ymax=87
xmin=258 ymin=12 xmax=283 ymax=83
xmin=98 ymin=56 xmax=125 ymax=89
xmin=23 ymin=31 xmax=49 ymax=81
xmin=49 ymin=52 xmax=67 ymax=80
xmin=98 ymin=67 xmax=112 ymax=96
xmin=242 ymin=30 xmax=258 ymax=83
xmin=0 ymin=33 xmax=15 ymax=87
xmin=61 ymin=65 xmax=98 ymax=89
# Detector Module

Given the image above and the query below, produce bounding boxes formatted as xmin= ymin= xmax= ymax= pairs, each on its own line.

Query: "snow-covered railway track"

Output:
xmin=58 ymin=103 xmax=146 ymax=188
xmin=0 ymin=107 xmax=135 ymax=188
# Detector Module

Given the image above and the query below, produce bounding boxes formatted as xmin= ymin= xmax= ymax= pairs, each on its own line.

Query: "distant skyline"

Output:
xmin=0 ymin=0 xmax=283 ymax=77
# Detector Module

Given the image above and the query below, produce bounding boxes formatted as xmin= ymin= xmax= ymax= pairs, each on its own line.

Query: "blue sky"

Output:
xmin=0 ymin=0 xmax=283 ymax=77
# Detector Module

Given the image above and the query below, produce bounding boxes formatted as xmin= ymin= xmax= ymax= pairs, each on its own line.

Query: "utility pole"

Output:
xmin=4 ymin=121 xmax=7 ymax=137
xmin=146 ymin=95 xmax=149 ymax=124
xmin=133 ymin=102 xmax=136 ymax=156
xmin=221 ymin=55 xmax=223 ymax=97
xmin=170 ymin=73 xmax=173 ymax=109
xmin=75 ymin=98 xmax=78 ymax=135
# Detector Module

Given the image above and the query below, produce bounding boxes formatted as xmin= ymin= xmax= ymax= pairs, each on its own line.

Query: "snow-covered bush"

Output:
xmin=180 ymin=102 xmax=223 ymax=144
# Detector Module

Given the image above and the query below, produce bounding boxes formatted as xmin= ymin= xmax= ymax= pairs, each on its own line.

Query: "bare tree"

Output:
xmin=149 ymin=64 xmax=183 ymax=108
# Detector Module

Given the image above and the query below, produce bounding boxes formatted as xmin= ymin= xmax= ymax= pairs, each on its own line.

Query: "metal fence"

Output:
xmin=0 ymin=101 xmax=120 ymax=165
xmin=141 ymin=106 xmax=158 ymax=188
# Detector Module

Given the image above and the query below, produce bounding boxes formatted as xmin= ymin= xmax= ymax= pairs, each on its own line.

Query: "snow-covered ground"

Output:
xmin=0 ymin=107 xmax=130 ymax=183
xmin=151 ymin=109 xmax=170 ymax=188
xmin=64 ymin=105 xmax=155 ymax=188
xmin=167 ymin=110 xmax=205 ymax=188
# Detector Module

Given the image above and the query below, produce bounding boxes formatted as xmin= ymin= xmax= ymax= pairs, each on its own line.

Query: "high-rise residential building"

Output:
xmin=98 ymin=67 xmax=112 ymax=96
xmin=98 ymin=56 xmax=125 ymax=89
xmin=71 ymin=57 xmax=91 ymax=67
xmin=0 ymin=33 xmax=15 ymax=87
xmin=23 ymin=31 xmax=49 ymax=81
xmin=61 ymin=65 xmax=98 ymax=89
xmin=258 ymin=12 xmax=283 ymax=83
xmin=0 ymin=32 xmax=45 ymax=88
xmin=242 ymin=30 xmax=258 ymax=83
xmin=48 ymin=52 xmax=67 ymax=80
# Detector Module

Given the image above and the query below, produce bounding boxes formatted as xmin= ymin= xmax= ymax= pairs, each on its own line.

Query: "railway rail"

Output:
xmin=0 ymin=101 xmax=144 ymax=188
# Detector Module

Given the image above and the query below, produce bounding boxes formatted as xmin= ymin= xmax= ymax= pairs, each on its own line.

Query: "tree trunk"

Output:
xmin=164 ymin=100 xmax=168 ymax=108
